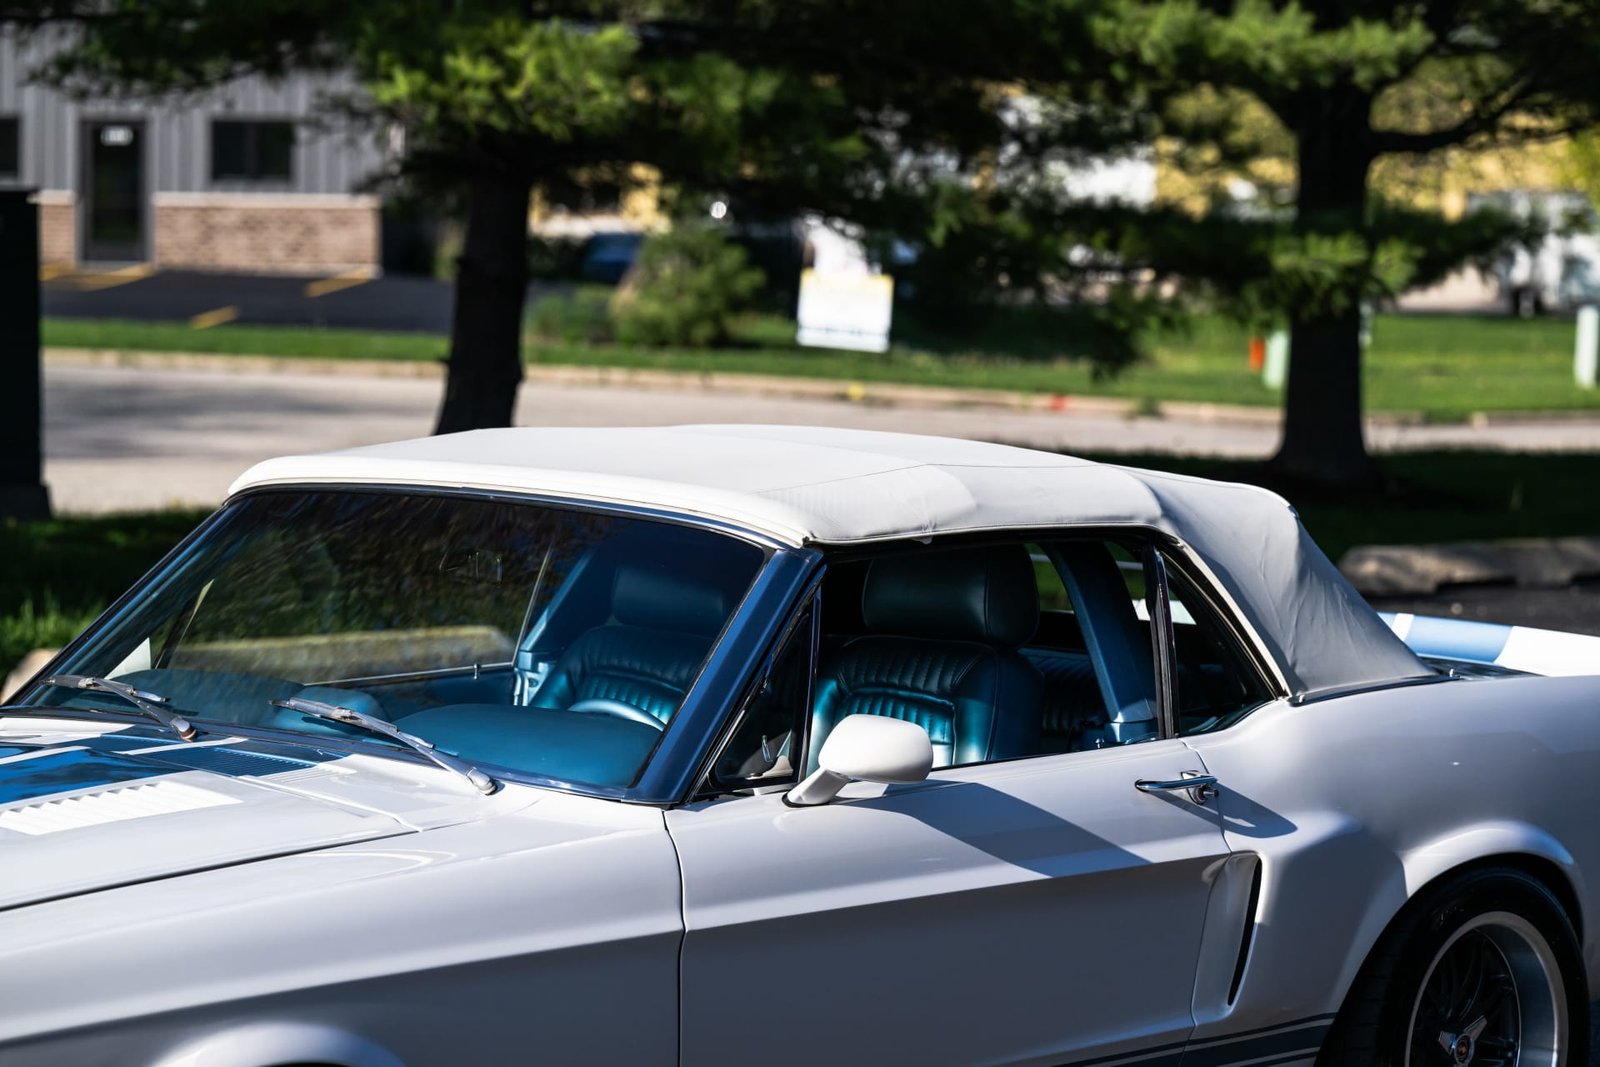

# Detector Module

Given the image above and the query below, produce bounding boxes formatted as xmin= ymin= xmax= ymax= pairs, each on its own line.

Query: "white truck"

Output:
xmin=1473 ymin=188 xmax=1600 ymax=315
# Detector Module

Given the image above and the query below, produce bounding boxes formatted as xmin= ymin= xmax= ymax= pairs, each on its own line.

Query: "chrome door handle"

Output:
xmin=1135 ymin=773 xmax=1219 ymax=803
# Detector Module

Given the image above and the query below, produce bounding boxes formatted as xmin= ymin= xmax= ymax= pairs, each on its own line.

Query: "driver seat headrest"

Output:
xmin=611 ymin=564 xmax=734 ymax=635
xmin=860 ymin=544 xmax=1039 ymax=647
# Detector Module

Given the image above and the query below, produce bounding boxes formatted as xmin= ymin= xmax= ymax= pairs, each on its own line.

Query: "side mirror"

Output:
xmin=784 ymin=714 xmax=933 ymax=807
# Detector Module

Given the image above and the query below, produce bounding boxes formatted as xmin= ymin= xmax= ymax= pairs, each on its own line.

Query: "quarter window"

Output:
xmin=710 ymin=601 xmax=814 ymax=792
xmin=1161 ymin=562 xmax=1275 ymax=736
xmin=211 ymin=120 xmax=293 ymax=182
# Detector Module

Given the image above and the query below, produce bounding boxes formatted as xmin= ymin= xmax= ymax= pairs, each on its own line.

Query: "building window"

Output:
xmin=211 ymin=120 xmax=293 ymax=182
xmin=0 ymin=117 xmax=18 ymax=180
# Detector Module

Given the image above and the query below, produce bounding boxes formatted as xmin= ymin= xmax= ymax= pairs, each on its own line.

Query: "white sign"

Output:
xmin=99 ymin=126 xmax=134 ymax=147
xmin=796 ymin=269 xmax=894 ymax=353
xmin=1263 ymin=329 xmax=1290 ymax=389
xmin=1577 ymin=305 xmax=1598 ymax=389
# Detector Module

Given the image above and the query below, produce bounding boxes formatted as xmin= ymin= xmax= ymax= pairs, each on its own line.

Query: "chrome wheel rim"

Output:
xmin=1405 ymin=910 xmax=1566 ymax=1067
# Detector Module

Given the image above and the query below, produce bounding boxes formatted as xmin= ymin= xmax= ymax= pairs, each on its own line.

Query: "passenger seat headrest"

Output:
xmin=612 ymin=565 xmax=733 ymax=635
xmin=861 ymin=545 xmax=1039 ymax=646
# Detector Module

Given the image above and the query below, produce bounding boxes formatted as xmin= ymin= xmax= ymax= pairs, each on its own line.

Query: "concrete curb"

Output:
xmin=49 ymin=345 xmax=1592 ymax=430
xmin=46 ymin=346 xmax=1296 ymax=427
xmin=46 ymin=347 xmax=448 ymax=380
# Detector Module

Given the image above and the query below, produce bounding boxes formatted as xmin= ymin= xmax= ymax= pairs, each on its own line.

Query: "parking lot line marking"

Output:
xmin=189 ymin=305 xmax=240 ymax=330
xmin=305 ymin=267 xmax=375 ymax=298
xmin=68 ymin=263 xmax=157 ymax=291
xmin=38 ymin=263 xmax=71 ymax=281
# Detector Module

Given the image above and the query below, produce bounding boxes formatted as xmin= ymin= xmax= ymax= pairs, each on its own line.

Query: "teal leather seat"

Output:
xmin=809 ymin=545 xmax=1044 ymax=770
xmin=533 ymin=564 xmax=733 ymax=725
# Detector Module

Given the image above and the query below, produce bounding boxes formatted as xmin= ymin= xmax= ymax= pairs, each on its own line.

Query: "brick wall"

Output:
xmin=32 ymin=190 xmax=76 ymax=266
xmin=152 ymin=193 xmax=380 ymax=274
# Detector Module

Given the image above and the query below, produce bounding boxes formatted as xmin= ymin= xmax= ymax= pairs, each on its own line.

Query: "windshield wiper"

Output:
xmin=39 ymin=675 xmax=200 ymax=741
xmin=269 ymin=696 xmax=500 ymax=796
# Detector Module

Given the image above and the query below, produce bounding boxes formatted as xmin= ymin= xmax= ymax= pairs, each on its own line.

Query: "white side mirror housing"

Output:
xmin=784 ymin=714 xmax=933 ymax=807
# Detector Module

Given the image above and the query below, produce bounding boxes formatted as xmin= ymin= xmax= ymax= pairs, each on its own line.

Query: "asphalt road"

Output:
xmin=42 ymin=361 xmax=1600 ymax=516
xmin=41 ymin=361 xmax=1272 ymax=514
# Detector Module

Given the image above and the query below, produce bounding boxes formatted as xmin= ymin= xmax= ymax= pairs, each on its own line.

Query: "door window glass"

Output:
xmin=713 ymin=536 xmax=1276 ymax=792
xmin=1046 ymin=539 xmax=1158 ymax=749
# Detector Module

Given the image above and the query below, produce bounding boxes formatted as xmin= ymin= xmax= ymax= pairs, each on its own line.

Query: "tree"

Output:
xmin=32 ymin=0 xmax=1568 ymax=483
xmin=20 ymin=2 xmax=1122 ymax=431
xmin=19 ymin=3 xmax=878 ymax=431
xmin=1095 ymin=0 xmax=1600 ymax=484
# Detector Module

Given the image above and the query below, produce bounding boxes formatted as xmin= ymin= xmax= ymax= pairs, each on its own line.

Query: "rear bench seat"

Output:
xmin=1021 ymin=648 xmax=1110 ymax=753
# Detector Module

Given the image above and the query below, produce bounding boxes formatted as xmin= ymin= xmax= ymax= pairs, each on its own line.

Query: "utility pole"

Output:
xmin=0 ymin=187 xmax=52 ymax=520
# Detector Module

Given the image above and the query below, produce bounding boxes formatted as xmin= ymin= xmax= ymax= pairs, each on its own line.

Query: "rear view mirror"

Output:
xmin=784 ymin=714 xmax=933 ymax=806
xmin=439 ymin=546 xmax=505 ymax=585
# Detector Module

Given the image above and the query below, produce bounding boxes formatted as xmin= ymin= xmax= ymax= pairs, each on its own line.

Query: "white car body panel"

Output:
xmin=670 ymin=739 xmax=1229 ymax=1066
xmin=0 ymin=731 xmax=683 ymax=1067
xmin=4 ymin=426 xmax=1598 ymax=1066
xmin=1184 ymin=675 xmax=1600 ymax=1057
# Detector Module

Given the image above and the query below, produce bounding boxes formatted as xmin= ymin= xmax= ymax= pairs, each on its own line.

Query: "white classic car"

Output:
xmin=3 ymin=425 xmax=1599 ymax=1067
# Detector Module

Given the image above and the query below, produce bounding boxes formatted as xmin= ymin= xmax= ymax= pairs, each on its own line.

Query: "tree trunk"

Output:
xmin=433 ymin=170 xmax=533 ymax=435
xmin=1273 ymin=94 xmax=1380 ymax=486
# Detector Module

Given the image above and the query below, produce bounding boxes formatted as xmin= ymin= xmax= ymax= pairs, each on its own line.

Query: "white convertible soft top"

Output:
xmin=232 ymin=424 xmax=1432 ymax=699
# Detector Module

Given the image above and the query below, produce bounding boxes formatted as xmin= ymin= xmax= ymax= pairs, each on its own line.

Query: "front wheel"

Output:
xmin=1320 ymin=868 xmax=1588 ymax=1067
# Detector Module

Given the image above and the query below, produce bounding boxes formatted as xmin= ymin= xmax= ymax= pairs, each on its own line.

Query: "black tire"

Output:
xmin=1320 ymin=867 xmax=1589 ymax=1066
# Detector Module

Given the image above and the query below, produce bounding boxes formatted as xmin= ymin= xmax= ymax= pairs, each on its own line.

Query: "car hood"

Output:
xmin=0 ymin=722 xmax=501 ymax=910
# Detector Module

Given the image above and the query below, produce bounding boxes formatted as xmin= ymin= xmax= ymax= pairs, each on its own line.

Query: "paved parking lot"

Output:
xmin=44 ymin=268 xmax=555 ymax=333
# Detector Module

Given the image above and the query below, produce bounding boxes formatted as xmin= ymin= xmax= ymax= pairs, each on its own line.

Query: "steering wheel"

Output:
xmin=567 ymin=697 xmax=666 ymax=732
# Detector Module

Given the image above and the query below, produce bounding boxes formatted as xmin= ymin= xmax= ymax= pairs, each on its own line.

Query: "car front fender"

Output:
xmin=152 ymin=1020 xmax=406 ymax=1067
xmin=1399 ymin=820 xmax=1581 ymax=905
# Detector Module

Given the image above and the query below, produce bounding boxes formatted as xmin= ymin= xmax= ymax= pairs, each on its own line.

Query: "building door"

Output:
xmin=82 ymin=121 xmax=145 ymax=263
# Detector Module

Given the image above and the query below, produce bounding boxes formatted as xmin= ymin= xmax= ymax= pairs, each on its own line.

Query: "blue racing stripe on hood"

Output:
xmin=0 ymin=733 xmax=334 ymax=808
xmin=0 ymin=748 xmax=179 ymax=806
xmin=1401 ymin=615 xmax=1512 ymax=665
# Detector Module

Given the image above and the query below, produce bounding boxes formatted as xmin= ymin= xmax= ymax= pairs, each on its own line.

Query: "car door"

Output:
xmin=668 ymin=743 xmax=1227 ymax=1066
xmin=667 ymin=538 xmax=1240 ymax=1067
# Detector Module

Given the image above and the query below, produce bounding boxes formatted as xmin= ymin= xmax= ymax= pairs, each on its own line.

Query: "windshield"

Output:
xmin=19 ymin=490 xmax=768 ymax=790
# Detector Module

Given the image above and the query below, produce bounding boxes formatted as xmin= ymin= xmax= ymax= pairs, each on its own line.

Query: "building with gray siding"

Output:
xmin=0 ymin=27 xmax=387 ymax=273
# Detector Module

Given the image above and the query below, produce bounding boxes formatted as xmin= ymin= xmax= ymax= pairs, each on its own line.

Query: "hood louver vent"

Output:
xmin=0 ymin=779 xmax=240 ymax=836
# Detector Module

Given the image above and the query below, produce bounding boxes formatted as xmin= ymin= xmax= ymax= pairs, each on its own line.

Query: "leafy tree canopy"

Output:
xmin=8 ymin=0 xmax=1600 ymax=485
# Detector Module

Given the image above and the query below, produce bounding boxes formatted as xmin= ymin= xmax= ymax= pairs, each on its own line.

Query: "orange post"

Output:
xmin=1248 ymin=335 xmax=1266 ymax=371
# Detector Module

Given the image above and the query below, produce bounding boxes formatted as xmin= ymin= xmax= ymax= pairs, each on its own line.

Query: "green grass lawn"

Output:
xmin=43 ymin=308 xmax=1600 ymax=422
xmin=0 ymin=510 xmax=208 ymax=678
xmin=5 ymin=451 xmax=1594 ymax=674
